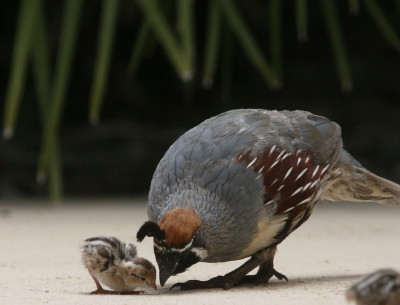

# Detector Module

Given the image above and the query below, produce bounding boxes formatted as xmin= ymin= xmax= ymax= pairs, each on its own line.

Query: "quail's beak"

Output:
xmin=159 ymin=264 xmax=175 ymax=287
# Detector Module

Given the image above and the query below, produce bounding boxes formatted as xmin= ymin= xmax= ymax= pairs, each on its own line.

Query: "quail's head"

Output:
xmin=137 ymin=208 xmax=205 ymax=286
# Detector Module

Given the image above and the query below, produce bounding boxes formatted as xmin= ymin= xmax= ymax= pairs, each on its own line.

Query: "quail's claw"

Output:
xmin=273 ymin=269 xmax=288 ymax=282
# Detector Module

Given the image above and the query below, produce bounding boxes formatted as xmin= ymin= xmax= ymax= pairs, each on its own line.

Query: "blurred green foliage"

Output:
xmin=2 ymin=0 xmax=400 ymax=201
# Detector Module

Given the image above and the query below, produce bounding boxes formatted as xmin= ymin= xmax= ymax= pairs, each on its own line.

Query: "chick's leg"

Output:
xmin=88 ymin=276 xmax=144 ymax=295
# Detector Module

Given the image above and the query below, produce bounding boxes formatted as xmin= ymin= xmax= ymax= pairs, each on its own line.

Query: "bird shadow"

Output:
xmin=165 ymin=273 xmax=364 ymax=295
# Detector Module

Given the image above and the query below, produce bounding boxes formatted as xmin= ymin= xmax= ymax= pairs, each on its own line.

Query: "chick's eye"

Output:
xmin=132 ymin=274 xmax=145 ymax=281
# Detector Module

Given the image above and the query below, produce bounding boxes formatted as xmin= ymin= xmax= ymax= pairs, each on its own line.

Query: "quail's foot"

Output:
xmin=171 ymin=275 xmax=231 ymax=291
xmin=239 ymin=261 xmax=288 ymax=285
xmin=171 ymin=256 xmax=263 ymax=291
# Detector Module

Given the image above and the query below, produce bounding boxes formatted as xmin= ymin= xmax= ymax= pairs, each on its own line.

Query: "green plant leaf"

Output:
xmin=89 ymin=0 xmax=119 ymax=125
xmin=349 ymin=0 xmax=360 ymax=15
xmin=202 ymin=1 xmax=222 ymax=88
xmin=295 ymin=0 xmax=308 ymax=42
xmin=217 ymin=0 xmax=279 ymax=89
xmin=178 ymin=0 xmax=195 ymax=75
xmin=37 ymin=0 xmax=83 ymax=198
xmin=320 ymin=0 xmax=353 ymax=92
xmin=127 ymin=18 xmax=152 ymax=75
xmin=136 ymin=0 xmax=192 ymax=81
xmin=3 ymin=0 xmax=41 ymax=139
xmin=363 ymin=0 xmax=400 ymax=52
xmin=32 ymin=3 xmax=62 ymax=202
xmin=269 ymin=0 xmax=283 ymax=82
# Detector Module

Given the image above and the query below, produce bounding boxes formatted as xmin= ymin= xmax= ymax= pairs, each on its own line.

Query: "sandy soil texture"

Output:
xmin=0 ymin=199 xmax=399 ymax=305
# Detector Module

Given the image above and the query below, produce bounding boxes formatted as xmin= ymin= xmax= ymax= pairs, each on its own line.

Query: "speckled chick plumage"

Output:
xmin=140 ymin=109 xmax=400 ymax=287
xmin=81 ymin=236 xmax=156 ymax=293
xmin=347 ymin=269 xmax=400 ymax=305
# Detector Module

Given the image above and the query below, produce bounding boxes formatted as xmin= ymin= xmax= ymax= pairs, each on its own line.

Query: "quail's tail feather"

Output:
xmin=321 ymin=150 xmax=400 ymax=206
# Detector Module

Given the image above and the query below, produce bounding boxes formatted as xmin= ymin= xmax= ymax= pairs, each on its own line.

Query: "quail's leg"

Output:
xmin=171 ymin=247 xmax=287 ymax=291
xmin=239 ymin=246 xmax=288 ymax=285
xmin=171 ymin=255 xmax=263 ymax=291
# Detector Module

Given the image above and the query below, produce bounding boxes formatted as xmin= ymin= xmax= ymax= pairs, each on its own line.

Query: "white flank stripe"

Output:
xmin=277 ymin=185 xmax=284 ymax=191
xmin=321 ymin=164 xmax=330 ymax=175
xmin=255 ymin=174 xmax=262 ymax=180
xmin=269 ymin=159 xmax=279 ymax=170
xmin=281 ymin=153 xmax=291 ymax=161
xmin=283 ymin=167 xmax=293 ymax=181
xmin=265 ymin=200 xmax=274 ymax=206
xmin=271 ymin=178 xmax=278 ymax=185
xmin=291 ymin=187 xmax=303 ymax=197
xmin=296 ymin=150 xmax=301 ymax=156
xmin=283 ymin=206 xmax=294 ymax=213
xmin=246 ymin=157 xmax=257 ymax=169
xmin=302 ymin=182 xmax=312 ymax=191
xmin=277 ymin=150 xmax=285 ymax=160
xmin=310 ymin=180 xmax=319 ymax=188
xmin=269 ymin=145 xmax=276 ymax=155
xmin=296 ymin=197 xmax=312 ymax=206
xmin=305 ymin=156 xmax=310 ymax=163
xmin=258 ymin=166 xmax=265 ymax=174
xmin=312 ymin=165 xmax=320 ymax=178
xmin=297 ymin=157 xmax=302 ymax=165
xmin=295 ymin=168 xmax=308 ymax=181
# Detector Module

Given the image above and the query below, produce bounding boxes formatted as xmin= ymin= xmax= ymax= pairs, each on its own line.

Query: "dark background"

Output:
xmin=1 ymin=1 xmax=400 ymax=198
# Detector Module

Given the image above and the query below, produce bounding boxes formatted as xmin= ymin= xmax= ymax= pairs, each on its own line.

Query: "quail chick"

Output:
xmin=347 ymin=269 xmax=400 ymax=305
xmin=136 ymin=109 xmax=400 ymax=290
xmin=81 ymin=236 xmax=157 ymax=294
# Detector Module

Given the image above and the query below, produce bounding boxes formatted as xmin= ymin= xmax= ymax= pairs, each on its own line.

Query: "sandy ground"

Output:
xmin=0 ymin=198 xmax=399 ymax=305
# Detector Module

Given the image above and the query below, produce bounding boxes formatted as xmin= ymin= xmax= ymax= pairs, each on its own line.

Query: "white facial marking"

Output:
xmin=191 ymin=247 xmax=208 ymax=260
xmin=312 ymin=165 xmax=320 ymax=178
xmin=283 ymin=167 xmax=293 ymax=181
xmin=291 ymin=187 xmax=303 ymax=197
xmin=154 ymin=238 xmax=194 ymax=253
xmin=246 ymin=157 xmax=257 ymax=169
xmin=295 ymin=168 xmax=308 ymax=181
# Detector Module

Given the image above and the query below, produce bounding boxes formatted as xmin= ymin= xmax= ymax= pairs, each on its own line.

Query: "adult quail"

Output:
xmin=347 ymin=269 xmax=400 ymax=305
xmin=136 ymin=109 xmax=400 ymax=290
xmin=81 ymin=236 xmax=157 ymax=294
